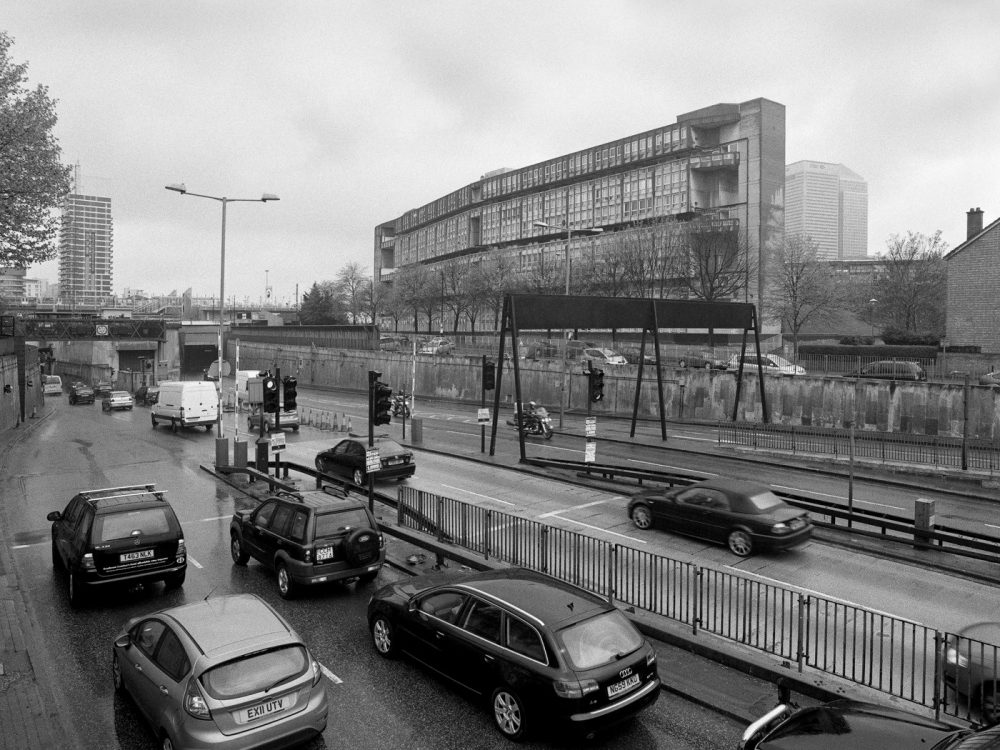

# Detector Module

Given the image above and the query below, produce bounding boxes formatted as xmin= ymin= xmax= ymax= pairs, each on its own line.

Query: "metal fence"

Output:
xmin=397 ymin=486 xmax=998 ymax=724
xmin=718 ymin=421 xmax=1000 ymax=473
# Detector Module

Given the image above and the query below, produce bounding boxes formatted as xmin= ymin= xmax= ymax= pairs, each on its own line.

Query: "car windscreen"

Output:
xmin=200 ymin=645 xmax=308 ymax=700
xmin=315 ymin=508 xmax=371 ymax=537
xmin=375 ymin=440 xmax=405 ymax=457
xmin=46 ymin=376 xmax=60 ymax=384
xmin=744 ymin=491 xmax=786 ymax=513
xmin=557 ymin=609 xmax=643 ymax=671
xmin=94 ymin=507 xmax=174 ymax=543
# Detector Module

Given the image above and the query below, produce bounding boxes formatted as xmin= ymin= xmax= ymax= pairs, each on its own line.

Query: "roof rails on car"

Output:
xmin=79 ymin=483 xmax=164 ymax=504
xmin=274 ymin=490 xmax=305 ymax=502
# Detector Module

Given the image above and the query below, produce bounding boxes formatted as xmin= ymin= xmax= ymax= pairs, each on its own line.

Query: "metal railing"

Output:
xmin=396 ymin=486 xmax=998 ymax=724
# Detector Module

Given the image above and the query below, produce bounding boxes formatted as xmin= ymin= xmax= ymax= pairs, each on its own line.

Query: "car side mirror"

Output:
xmin=114 ymin=635 xmax=131 ymax=649
xmin=46 ymin=511 xmax=61 ymax=522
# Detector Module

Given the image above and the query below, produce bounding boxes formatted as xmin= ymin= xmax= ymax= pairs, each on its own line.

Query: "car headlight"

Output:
xmin=771 ymin=522 xmax=791 ymax=534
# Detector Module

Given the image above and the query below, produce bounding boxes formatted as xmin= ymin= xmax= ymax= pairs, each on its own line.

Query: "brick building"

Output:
xmin=944 ymin=207 xmax=1000 ymax=352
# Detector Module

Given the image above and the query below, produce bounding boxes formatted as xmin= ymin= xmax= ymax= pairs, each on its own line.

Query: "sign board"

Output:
xmin=269 ymin=431 xmax=286 ymax=452
xmin=248 ymin=378 xmax=264 ymax=403
xmin=95 ymin=324 xmax=109 ymax=336
xmin=585 ymin=417 xmax=597 ymax=437
xmin=477 ymin=408 xmax=490 ymax=424
xmin=584 ymin=441 xmax=596 ymax=463
xmin=365 ymin=447 xmax=381 ymax=473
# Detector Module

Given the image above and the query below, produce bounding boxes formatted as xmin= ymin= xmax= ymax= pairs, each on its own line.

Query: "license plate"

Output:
xmin=120 ymin=549 xmax=155 ymax=563
xmin=386 ymin=458 xmax=402 ymax=465
xmin=607 ymin=673 xmax=640 ymax=699
xmin=316 ymin=546 xmax=333 ymax=562
xmin=236 ymin=693 xmax=296 ymax=724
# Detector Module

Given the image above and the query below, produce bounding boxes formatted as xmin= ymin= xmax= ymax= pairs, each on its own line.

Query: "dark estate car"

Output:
xmin=112 ymin=594 xmax=328 ymax=749
xmin=68 ymin=381 xmax=95 ymax=405
xmin=229 ymin=487 xmax=385 ymax=599
xmin=367 ymin=568 xmax=660 ymax=741
xmin=133 ymin=384 xmax=160 ymax=406
xmin=47 ymin=483 xmax=186 ymax=606
xmin=846 ymin=360 xmax=927 ymax=381
xmin=314 ymin=435 xmax=415 ymax=486
xmin=678 ymin=351 xmax=729 ymax=370
xmin=627 ymin=478 xmax=813 ymax=557
xmin=740 ymin=699 xmax=1000 ymax=750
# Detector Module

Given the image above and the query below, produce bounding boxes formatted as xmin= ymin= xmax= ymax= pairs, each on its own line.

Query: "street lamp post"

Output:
xmin=165 ymin=184 xmax=279 ymax=442
xmin=868 ymin=298 xmax=878 ymax=339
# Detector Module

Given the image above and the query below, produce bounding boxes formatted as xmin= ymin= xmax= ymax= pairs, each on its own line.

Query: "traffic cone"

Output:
xmin=346 ymin=415 xmax=352 ymax=433
xmin=332 ymin=412 xmax=339 ymax=431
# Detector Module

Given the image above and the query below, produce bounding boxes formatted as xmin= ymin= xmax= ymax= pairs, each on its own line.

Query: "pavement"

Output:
xmin=0 ymin=403 xmax=984 ymax=749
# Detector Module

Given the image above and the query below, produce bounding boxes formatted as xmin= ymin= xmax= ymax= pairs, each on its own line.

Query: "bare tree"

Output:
xmin=668 ymin=220 xmax=756 ymax=302
xmin=767 ymin=234 xmax=839 ymax=358
xmin=871 ymin=231 xmax=947 ymax=336
xmin=335 ymin=262 xmax=369 ymax=323
xmin=479 ymin=251 xmax=520 ymax=330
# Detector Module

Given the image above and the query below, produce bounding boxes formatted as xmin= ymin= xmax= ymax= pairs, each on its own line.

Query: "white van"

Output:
xmin=43 ymin=375 xmax=63 ymax=396
xmin=151 ymin=381 xmax=219 ymax=432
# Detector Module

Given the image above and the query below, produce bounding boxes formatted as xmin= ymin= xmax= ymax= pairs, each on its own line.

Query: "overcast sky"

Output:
xmin=5 ymin=0 xmax=1000 ymax=305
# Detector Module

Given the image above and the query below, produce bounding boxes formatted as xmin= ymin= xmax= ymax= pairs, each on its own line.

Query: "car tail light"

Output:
xmin=183 ymin=677 xmax=212 ymax=719
xmin=311 ymin=658 xmax=322 ymax=686
xmin=378 ymin=534 xmax=385 ymax=550
xmin=176 ymin=538 xmax=186 ymax=564
xmin=81 ymin=552 xmax=96 ymax=571
xmin=553 ymin=678 xmax=599 ymax=699
xmin=646 ymin=651 xmax=656 ymax=667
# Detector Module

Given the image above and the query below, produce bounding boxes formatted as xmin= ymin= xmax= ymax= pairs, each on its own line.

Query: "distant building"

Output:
xmin=375 ymin=98 xmax=786 ymax=310
xmin=944 ymin=207 xmax=1000 ymax=352
xmin=58 ymin=192 xmax=114 ymax=305
xmin=785 ymin=161 xmax=868 ymax=260
xmin=0 ymin=267 xmax=26 ymax=299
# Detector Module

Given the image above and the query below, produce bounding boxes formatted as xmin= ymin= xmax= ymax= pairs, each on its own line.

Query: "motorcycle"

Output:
xmin=507 ymin=405 xmax=554 ymax=439
xmin=391 ymin=392 xmax=412 ymax=418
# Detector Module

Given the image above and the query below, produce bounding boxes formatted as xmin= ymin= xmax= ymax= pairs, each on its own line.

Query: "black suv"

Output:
xmin=68 ymin=382 xmax=95 ymax=405
xmin=229 ymin=487 xmax=385 ymax=599
xmin=47 ymin=484 xmax=187 ymax=607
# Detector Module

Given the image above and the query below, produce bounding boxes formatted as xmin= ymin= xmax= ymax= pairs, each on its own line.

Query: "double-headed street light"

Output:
xmin=164 ymin=183 xmax=279 ymax=440
xmin=532 ymin=220 xmax=603 ymax=295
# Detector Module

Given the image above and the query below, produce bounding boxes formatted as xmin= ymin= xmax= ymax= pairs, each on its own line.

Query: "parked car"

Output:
xmin=627 ymin=478 xmax=812 ymax=557
xmin=111 ymin=594 xmax=328 ymax=749
xmin=367 ymin=567 xmax=660 ymax=741
xmin=619 ymin=347 xmax=657 ymax=365
xmin=43 ymin=374 xmax=63 ymax=396
xmin=94 ymin=380 xmax=113 ymax=398
xmin=522 ymin=340 xmax=561 ymax=361
xmin=739 ymin=698 xmax=1000 ymax=750
xmin=727 ymin=353 xmax=806 ymax=376
xmin=247 ymin=407 xmax=300 ymax=432
xmin=379 ymin=335 xmax=410 ymax=352
xmin=315 ymin=436 xmax=415 ymax=486
xmin=419 ymin=337 xmax=454 ymax=355
xmin=47 ymin=483 xmax=186 ymax=606
xmin=68 ymin=382 xmax=95 ymax=405
xmin=845 ymin=360 xmax=927 ymax=381
xmin=943 ymin=621 xmax=1000 ymax=726
xmin=230 ymin=486 xmax=384 ymax=598
xmin=582 ymin=347 xmax=628 ymax=366
xmin=678 ymin=351 xmax=729 ymax=369
xmin=564 ymin=340 xmax=597 ymax=361
xmin=980 ymin=371 xmax=1000 ymax=387
xmin=102 ymin=390 xmax=135 ymax=411
xmin=133 ymin=384 xmax=160 ymax=406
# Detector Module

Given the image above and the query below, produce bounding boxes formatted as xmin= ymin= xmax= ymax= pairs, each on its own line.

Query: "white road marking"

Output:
xmin=199 ymin=515 xmax=230 ymax=522
xmin=12 ymin=544 xmax=32 ymax=549
xmin=722 ymin=565 xmax=924 ymax=626
xmin=550 ymin=517 xmax=646 ymax=543
xmin=772 ymin=485 xmax=905 ymax=511
xmin=986 ymin=523 xmax=1000 ymax=530
xmin=320 ymin=664 xmax=342 ymax=684
xmin=187 ymin=556 xmax=203 ymax=569
xmin=539 ymin=499 xmax=609 ymax=518
xmin=442 ymin=485 xmax=516 ymax=506
xmin=628 ymin=459 xmax=716 ymax=476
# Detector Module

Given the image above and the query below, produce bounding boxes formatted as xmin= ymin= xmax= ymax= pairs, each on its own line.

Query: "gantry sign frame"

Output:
xmin=488 ymin=294 xmax=766 ymax=460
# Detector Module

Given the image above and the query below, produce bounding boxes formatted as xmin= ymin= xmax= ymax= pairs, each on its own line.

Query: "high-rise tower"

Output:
xmin=785 ymin=161 xmax=868 ymax=260
xmin=58 ymin=191 xmax=114 ymax=305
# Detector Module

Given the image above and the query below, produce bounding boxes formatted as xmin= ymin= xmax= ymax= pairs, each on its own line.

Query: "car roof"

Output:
xmin=266 ymin=488 xmax=368 ymax=513
xmin=451 ymin=568 xmax=610 ymax=630
xmin=73 ymin=484 xmax=169 ymax=511
xmin=160 ymin=594 xmax=295 ymax=657
xmin=686 ymin=478 xmax=773 ymax=496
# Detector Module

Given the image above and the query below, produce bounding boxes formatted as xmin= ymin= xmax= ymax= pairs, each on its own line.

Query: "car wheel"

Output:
xmin=68 ymin=571 xmax=85 ymax=607
xmin=170 ymin=421 xmax=177 ymax=433
xmin=352 ymin=468 xmax=365 ymax=487
xmin=678 ymin=359 xmax=687 ymax=368
xmin=160 ymin=732 xmax=176 ymax=750
xmin=371 ymin=615 xmax=397 ymax=657
xmin=704 ymin=362 xmax=712 ymax=370
xmin=151 ymin=414 xmax=157 ymax=428
xmin=292 ymin=425 xmax=299 ymax=431
xmin=977 ymin=682 xmax=999 ymax=726
xmin=164 ymin=571 xmax=185 ymax=590
xmin=358 ymin=570 xmax=379 ymax=584
xmin=491 ymin=686 xmax=527 ymax=741
xmin=276 ymin=562 xmax=294 ymax=599
xmin=230 ymin=534 xmax=250 ymax=565
xmin=51 ymin=539 xmax=63 ymax=570
xmin=630 ymin=504 xmax=653 ymax=530
xmin=112 ymin=651 xmax=126 ymax=695
xmin=727 ymin=529 xmax=754 ymax=557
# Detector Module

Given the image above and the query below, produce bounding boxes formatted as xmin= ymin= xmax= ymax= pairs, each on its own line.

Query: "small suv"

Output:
xmin=229 ymin=487 xmax=385 ymax=599
xmin=47 ymin=483 xmax=186 ymax=606
xmin=112 ymin=594 xmax=328 ymax=749
xmin=68 ymin=382 xmax=95 ymax=405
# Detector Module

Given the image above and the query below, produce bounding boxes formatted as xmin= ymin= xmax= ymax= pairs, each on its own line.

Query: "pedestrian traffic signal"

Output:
xmin=483 ymin=359 xmax=496 ymax=391
xmin=590 ymin=369 xmax=605 ymax=402
xmin=263 ymin=376 xmax=279 ymax=412
xmin=373 ymin=381 xmax=393 ymax=425
xmin=282 ymin=376 xmax=297 ymax=411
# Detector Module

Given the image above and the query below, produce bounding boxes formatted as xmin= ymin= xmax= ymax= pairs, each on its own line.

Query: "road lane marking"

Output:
xmin=549 ymin=517 xmax=646 ymax=543
xmin=628 ymin=459 xmax=716 ymax=475
xmin=187 ymin=556 xmax=203 ymax=569
xmin=986 ymin=523 xmax=1000 ymax=530
xmin=442 ymin=485 xmax=516 ymax=506
xmin=320 ymin=664 xmax=342 ymax=684
xmin=199 ymin=515 xmax=230 ymax=522
xmin=539 ymin=499 xmax=609 ymax=518
xmin=772 ymin=485 xmax=905 ymax=511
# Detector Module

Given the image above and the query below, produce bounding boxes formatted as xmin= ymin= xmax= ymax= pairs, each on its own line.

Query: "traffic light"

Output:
xmin=262 ymin=376 xmax=279 ymax=412
xmin=483 ymin=359 xmax=496 ymax=391
xmin=590 ymin=368 xmax=605 ymax=402
xmin=282 ymin=376 xmax=297 ymax=411
xmin=373 ymin=381 xmax=393 ymax=425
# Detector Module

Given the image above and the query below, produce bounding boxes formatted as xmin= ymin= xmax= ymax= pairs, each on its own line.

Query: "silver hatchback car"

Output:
xmin=112 ymin=594 xmax=328 ymax=749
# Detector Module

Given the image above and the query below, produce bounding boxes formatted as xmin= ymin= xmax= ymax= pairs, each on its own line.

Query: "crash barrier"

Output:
xmin=396 ymin=486 xmax=999 ymax=725
xmin=719 ymin=421 xmax=1000 ymax=473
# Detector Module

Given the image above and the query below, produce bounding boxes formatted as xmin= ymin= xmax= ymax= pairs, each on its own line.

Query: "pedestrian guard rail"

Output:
xmin=396 ymin=484 xmax=999 ymax=726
